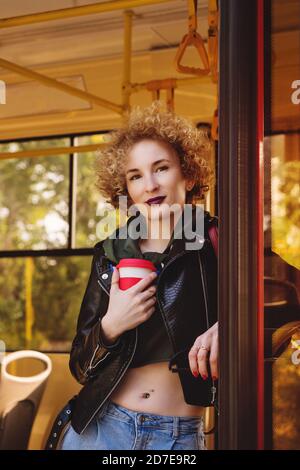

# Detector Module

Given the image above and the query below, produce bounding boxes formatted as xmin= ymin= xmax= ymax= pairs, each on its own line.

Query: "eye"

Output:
xmin=129 ymin=166 xmax=168 ymax=181
xmin=156 ymin=166 xmax=169 ymax=172
xmin=129 ymin=174 xmax=140 ymax=181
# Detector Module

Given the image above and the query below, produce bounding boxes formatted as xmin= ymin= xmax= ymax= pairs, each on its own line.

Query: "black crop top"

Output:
xmin=129 ymin=299 xmax=173 ymax=368
xmin=129 ymin=246 xmax=173 ymax=369
xmin=103 ymin=204 xmax=204 ymax=369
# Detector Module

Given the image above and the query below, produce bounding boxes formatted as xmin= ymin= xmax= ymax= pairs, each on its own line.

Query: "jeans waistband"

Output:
xmin=101 ymin=400 xmax=204 ymax=436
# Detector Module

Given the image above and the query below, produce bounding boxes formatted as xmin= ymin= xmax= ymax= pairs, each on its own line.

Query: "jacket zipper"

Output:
xmin=198 ymin=251 xmax=210 ymax=331
xmin=97 ymin=276 xmax=110 ymax=296
xmin=156 ymin=251 xmax=188 ymax=358
xmin=83 ymin=278 xmax=112 ymax=376
xmin=198 ymin=250 xmax=217 ymax=409
xmin=87 ymin=343 xmax=110 ymax=372
xmin=80 ymin=277 xmax=138 ymax=434
xmin=93 ymin=252 xmax=186 ymax=373
xmin=85 ymin=273 xmax=117 ymax=373
xmin=82 ymin=253 xmax=186 ymax=433
xmin=80 ymin=328 xmax=138 ymax=434
xmin=156 ymin=247 xmax=208 ymax=356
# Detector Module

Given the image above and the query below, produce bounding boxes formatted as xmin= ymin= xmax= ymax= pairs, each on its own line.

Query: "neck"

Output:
xmin=142 ymin=209 xmax=183 ymax=243
xmin=139 ymin=238 xmax=170 ymax=254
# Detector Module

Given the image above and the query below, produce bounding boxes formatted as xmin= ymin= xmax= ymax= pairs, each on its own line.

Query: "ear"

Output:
xmin=186 ymin=179 xmax=195 ymax=192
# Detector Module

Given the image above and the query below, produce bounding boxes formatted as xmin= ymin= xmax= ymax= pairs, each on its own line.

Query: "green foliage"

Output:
xmin=0 ymin=255 xmax=92 ymax=352
xmin=0 ymin=138 xmax=69 ymax=250
xmin=0 ymin=135 xmax=105 ymax=351
xmin=272 ymin=159 xmax=300 ymax=270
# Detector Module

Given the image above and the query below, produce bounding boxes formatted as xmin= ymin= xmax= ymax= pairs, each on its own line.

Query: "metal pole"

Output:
xmin=0 ymin=143 xmax=107 ymax=160
xmin=122 ymin=10 xmax=134 ymax=115
xmin=0 ymin=58 xmax=123 ymax=114
xmin=219 ymin=0 xmax=260 ymax=449
xmin=130 ymin=75 xmax=215 ymax=93
xmin=25 ymin=257 xmax=34 ymax=348
xmin=0 ymin=0 xmax=173 ymax=29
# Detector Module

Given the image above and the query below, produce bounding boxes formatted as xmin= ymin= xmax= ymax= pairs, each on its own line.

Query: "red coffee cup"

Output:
xmin=116 ymin=258 xmax=157 ymax=290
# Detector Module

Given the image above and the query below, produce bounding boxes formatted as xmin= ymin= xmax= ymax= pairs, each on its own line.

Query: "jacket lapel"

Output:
xmin=94 ymin=206 xmax=210 ymax=293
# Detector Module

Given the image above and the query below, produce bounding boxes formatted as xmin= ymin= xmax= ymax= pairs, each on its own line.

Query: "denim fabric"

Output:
xmin=60 ymin=400 xmax=207 ymax=450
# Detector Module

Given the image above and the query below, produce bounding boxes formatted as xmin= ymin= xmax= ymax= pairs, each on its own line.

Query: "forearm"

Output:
xmin=100 ymin=315 xmax=122 ymax=346
xmin=69 ymin=245 xmax=125 ymax=384
xmin=70 ymin=316 xmax=123 ymax=384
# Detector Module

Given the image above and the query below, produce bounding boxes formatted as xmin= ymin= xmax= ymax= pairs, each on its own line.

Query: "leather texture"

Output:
xmin=68 ymin=210 xmax=218 ymax=435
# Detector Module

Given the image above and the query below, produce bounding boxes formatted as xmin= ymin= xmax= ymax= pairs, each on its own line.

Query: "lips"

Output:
xmin=146 ymin=196 xmax=166 ymax=205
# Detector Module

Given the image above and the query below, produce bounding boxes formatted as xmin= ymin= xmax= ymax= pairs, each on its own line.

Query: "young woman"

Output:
xmin=60 ymin=102 xmax=218 ymax=450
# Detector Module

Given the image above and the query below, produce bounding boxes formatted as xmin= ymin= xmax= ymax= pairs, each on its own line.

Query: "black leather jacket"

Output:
xmin=70 ymin=210 xmax=218 ymax=434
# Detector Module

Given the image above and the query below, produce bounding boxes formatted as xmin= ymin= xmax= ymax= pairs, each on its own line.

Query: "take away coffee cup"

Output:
xmin=116 ymin=258 xmax=157 ymax=290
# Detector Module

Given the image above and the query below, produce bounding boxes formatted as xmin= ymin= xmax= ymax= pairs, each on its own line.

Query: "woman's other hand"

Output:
xmin=188 ymin=321 xmax=218 ymax=381
xmin=103 ymin=267 xmax=157 ymax=338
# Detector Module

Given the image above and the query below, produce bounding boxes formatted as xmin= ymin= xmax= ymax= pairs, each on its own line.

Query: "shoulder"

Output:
xmin=204 ymin=210 xmax=218 ymax=227
xmin=93 ymin=240 xmax=106 ymax=258
xmin=94 ymin=240 xmax=105 ymax=250
xmin=204 ymin=211 xmax=218 ymax=258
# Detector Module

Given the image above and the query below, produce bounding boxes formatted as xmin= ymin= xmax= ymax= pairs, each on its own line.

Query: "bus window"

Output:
xmin=264 ymin=0 xmax=300 ymax=450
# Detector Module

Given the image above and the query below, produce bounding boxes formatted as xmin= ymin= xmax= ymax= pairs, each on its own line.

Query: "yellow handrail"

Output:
xmin=0 ymin=143 xmax=108 ymax=161
xmin=25 ymin=257 xmax=34 ymax=347
xmin=0 ymin=58 xmax=123 ymax=114
xmin=211 ymin=108 xmax=218 ymax=141
xmin=0 ymin=0 xmax=173 ymax=29
xmin=174 ymin=0 xmax=210 ymax=77
xmin=208 ymin=0 xmax=219 ymax=84
xmin=146 ymin=79 xmax=177 ymax=112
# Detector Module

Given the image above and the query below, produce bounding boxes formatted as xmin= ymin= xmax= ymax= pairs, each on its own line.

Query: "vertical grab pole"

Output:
xmin=256 ymin=0 xmax=265 ymax=450
xmin=122 ymin=10 xmax=134 ymax=117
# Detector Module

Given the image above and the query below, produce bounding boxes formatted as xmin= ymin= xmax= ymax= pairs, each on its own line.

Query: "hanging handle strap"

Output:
xmin=174 ymin=0 xmax=210 ymax=76
xmin=208 ymin=0 xmax=219 ymax=83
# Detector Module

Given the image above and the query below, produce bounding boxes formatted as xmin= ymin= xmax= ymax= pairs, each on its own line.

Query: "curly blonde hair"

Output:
xmin=95 ymin=101 xmax=215 ymax=208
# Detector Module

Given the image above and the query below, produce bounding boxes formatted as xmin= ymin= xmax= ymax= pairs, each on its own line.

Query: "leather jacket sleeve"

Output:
xmin=69 ymin=245 xmax=124 ymax=385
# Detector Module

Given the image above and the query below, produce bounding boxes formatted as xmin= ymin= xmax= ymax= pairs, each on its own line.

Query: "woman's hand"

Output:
xmin=103 ymin=267 xmax=158 ymax=338
xmin=188 ymin=321 xmax=218 ymax=381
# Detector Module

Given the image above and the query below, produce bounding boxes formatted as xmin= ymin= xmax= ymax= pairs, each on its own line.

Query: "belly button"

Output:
xmin=140 ymin=389 xmax=154 ymax=399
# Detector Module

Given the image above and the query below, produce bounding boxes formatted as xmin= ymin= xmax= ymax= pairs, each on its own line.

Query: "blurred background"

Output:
xmin=0 ymin=0 xmax=299 ymax=451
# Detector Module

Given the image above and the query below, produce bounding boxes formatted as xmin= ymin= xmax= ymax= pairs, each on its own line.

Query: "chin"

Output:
xmin=131 ymin=201 xmax=184 ymax=222
xmin=146 ymin=202 xmax=174 ymax=222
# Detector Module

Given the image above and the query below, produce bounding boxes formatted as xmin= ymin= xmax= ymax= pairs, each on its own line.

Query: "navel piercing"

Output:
xmin=141 ymin=389 xmax=154 ymax=399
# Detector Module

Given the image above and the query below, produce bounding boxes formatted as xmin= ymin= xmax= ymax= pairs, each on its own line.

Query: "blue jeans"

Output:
xmin=60 ymin=400 xmax=207 ymax=450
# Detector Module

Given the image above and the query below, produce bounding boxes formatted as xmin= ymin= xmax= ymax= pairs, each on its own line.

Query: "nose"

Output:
xmin=144 ymin=173 xmax=159 ymax=193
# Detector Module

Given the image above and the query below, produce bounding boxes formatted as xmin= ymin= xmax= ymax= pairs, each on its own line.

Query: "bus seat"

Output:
xmin=0 ymin=350 xmax=52 ymax=450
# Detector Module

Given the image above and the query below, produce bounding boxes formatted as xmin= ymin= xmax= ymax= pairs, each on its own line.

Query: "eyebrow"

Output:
xmin=126 ymin=159 xmax=170 ymax=175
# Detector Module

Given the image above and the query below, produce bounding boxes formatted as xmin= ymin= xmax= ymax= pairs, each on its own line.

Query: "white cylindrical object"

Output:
xmin=118 ymin=266 xmax=153 ymax=279
xmin=0 ymin=350 xmax=52 ymax=416
xmin=1 ymin=350 xmax=52 ymax=384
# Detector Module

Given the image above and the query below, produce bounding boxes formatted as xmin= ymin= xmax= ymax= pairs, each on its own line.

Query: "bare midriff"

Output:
xmin=109 ymin=237 xmax=204 ymax=418
xmin=109 ymin=361 xmax=205 ymax=418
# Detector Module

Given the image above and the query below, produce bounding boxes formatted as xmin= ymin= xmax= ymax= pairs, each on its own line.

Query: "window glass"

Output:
xmin=264 ymin=0 xmax=300 ymax=450
xmin=0 ymin=139 xmax=69 ymax=250
xmin=0 ymin=255 xmax=92 ymax=352
xmin=74 ymin=134 xmax=123 ymax=248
